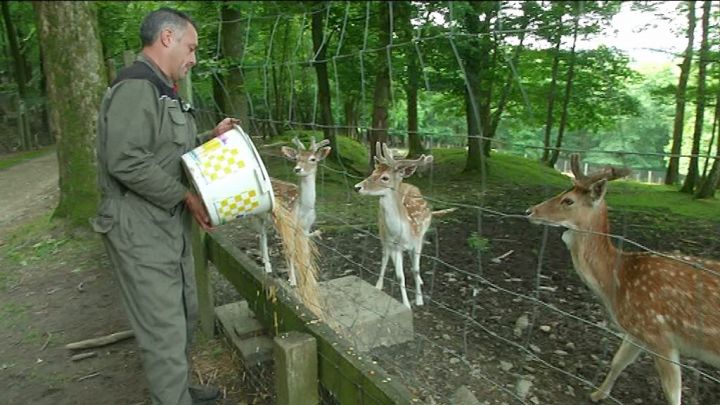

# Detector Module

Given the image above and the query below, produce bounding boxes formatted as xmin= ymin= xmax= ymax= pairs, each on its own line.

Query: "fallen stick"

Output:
xmin=40 ymin=332 xmax=52 ymax=351
xmin=70 ymin=352 xmax=97 ymax=362
xmin=65 ymin=330 xmax=134 ymax=350
xmin=77 ymin=371 xmax=100 ymax=382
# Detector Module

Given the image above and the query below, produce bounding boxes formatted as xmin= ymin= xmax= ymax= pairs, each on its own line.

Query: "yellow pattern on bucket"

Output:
xmin=200 ymin=146 xmax=246 ymax=182
xmin=217 ymin=189 xmax=260 ymax=221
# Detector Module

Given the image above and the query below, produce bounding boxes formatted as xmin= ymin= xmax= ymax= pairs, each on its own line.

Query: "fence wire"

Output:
xmin=191 ymin=2 xmax=720 ymax=404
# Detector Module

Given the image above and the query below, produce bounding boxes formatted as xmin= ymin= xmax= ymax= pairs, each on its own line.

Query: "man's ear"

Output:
xmin=590 ymin=179 xmax=608 ymax=204
xmin=160 ymin=28 xmax=174 ymax=47
xmin=316 ymin=146 xmax=331 ymax=161
xmin=280 ymin=146 xmax=298 ymax=161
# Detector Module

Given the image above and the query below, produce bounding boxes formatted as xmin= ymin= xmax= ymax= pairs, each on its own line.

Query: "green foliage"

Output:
xmin=0 ymin=302 xmax=29 ymax=328
xmin=467 ymin=232 xmax=490 ymax=252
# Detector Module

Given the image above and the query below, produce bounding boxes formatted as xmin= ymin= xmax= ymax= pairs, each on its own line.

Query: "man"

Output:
xmin=91 ymin=7 xmax=237 ymax=405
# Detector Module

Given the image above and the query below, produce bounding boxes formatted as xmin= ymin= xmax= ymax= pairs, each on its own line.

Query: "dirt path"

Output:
xmin=0 ymin=152 xmax=58 ymax=237
xmin=0 ymin=154 xmax=258 ymax=405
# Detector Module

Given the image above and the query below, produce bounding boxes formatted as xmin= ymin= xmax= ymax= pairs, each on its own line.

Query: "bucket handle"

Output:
xmin=255 ymin=167 xmax=270 ymax=194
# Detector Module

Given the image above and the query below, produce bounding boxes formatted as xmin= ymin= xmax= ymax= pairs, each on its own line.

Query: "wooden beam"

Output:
xmin=206 ymin=231 xmax=413 ymax=405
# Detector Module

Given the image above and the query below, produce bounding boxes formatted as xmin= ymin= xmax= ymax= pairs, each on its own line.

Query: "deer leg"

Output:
xmin=652 ymin=349 xmax=681 ymax=405
xmin=411 ymin=249 xmax=424 ymax=306
xmin=590 ymin=336 xmax=641 ymax=402
xmin=253 ymin=216 xmax=273 ymax=274
xmin=391 ymin=249 xmax=410 ymax=308
xmin=288 ymin=260 xmax=297 ymax=287
xmin=376 ymin=245 xmax=390 ymax=290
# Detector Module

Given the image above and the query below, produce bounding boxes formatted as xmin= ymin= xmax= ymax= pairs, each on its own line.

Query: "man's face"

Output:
xmin=167 ymin=23 xmax=198 ymax=82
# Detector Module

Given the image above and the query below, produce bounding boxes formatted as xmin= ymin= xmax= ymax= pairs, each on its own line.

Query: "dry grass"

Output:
xmin=270 ymin=202 xmax=323 ymax=319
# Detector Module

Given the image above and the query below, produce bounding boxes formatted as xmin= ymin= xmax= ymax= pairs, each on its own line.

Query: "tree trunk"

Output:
xmin=548 ymin=9 xmax=580 ymax=168
xmin=489 ymin=7 xmax=530 ymax=141
xmin=212 ymin=70 xmax=227 ymax=124
xmin=695 ymin=65 xmax=720 ymax=198
xmin=38 ymin=43 xmax=53 ymax=144
xmin=344 ymin=98 xmax=358 ymax=139
xmin=695 ymin=114 xmax=720 ymax=199
xmin=220 ymin=1 xmax=249 ymax=129
xmin=2 ymin=1 xmax=33 ymax=150
xmin=462 ymin=2 xmax=494 ymax=172
xmin=368 ymin=1 xmax=391 ymax=169
xmin=680 ymin=0 xmax=709 ymax=193
xmin=542 ymin=15 xmax=563 ymax=163
xmin=34 ymin=1 xmax=105 ymax=226
xmin=310 ymin=1 xmax=337 ymax=158
xmin=396 ymin=1 xmax=426 ymax=158
xmin=666 ymin=1 xmax=696 ymax=185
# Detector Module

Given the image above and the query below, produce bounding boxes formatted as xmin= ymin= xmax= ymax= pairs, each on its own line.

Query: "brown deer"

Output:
xmin=527 ymin=154 xmax=720 ymax=405
xmin=354 ymin=142 xmax=454 ymax=308
xmin=254 ymin=137 xmax=331 ymax=286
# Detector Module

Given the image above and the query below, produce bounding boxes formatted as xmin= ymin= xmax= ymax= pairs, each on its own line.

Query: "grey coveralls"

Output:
xmin=91 ymin=53 xmax=209 ymax=405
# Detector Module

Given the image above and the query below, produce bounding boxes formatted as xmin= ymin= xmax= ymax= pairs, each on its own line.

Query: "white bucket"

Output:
xmin=181 ymin=125 xmax=275 ymax=226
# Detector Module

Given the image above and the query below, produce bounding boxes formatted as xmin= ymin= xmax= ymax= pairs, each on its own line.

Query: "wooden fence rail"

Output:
xmin=192 ymin=224 xmax=414 ymax=405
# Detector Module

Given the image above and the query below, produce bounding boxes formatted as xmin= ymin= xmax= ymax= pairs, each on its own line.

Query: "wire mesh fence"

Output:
xmin=187 ymin=2 xmax=720 ymax=404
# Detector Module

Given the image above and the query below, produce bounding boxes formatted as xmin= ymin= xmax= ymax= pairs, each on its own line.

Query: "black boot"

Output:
xmin=190 ymin=384 xmax=221 ymax=404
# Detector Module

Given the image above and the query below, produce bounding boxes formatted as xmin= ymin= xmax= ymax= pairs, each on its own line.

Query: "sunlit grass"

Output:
xmin=257 ymin=135 xmax=717 ymax=223
xmin=0 ymin=145 xmax=55 ymax=171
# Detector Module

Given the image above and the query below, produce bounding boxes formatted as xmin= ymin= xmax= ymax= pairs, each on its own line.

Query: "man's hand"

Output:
xmin=184 ymin=192 xmax=213 ymax=232
xmin=212 ymin=117 xmax=241 ymax=138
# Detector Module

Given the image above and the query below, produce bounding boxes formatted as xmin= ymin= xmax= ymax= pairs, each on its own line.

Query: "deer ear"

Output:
xmin=281 ymin=146 xmax=298 ymax=161
xmin=590 ymin=179 xmax=608 ymax=203
xmin=399 ymin=165 xmax=418 ymax=178
xmin=317 ymin=146 xmax=331 ymax=161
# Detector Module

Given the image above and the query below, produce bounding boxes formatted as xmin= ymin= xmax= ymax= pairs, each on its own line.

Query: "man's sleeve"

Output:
xmin=104 ymin=79 xmax=187 ymax=211
xmin=196 ymin=129 xmax=214 ymax=146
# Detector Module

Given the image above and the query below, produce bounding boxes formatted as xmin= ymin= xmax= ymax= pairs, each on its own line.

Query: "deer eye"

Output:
xmin=380 ymin=175 xmax=390 ymax=182
xmin=309 ymin=157 xmax=317 ymax=162
xmin=561 ymin=197 xmax=574 ymax=206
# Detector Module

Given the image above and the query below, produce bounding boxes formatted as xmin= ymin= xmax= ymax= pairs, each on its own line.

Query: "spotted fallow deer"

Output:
xmin=527 ymin=154 xmax=720 ymax=405
xmin=354 ymin=143 xmax=455 ymax=308
xmin=254 ymin=137 xmax=331 ymax=286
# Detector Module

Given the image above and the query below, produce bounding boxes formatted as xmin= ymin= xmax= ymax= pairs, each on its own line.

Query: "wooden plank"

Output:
xmin=192 ymin=222 xmax=215 ymax=339
xmin=206 ymin=231 xmax=413 ymax=405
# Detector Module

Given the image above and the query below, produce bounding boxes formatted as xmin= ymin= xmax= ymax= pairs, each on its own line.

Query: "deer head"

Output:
xmin=280 ymin=136 xmax=331 ymax=177
xmin=527 ymin=154 xmax=630 ymax=230
xmin=354 ymin=142 xmax=433 ymax=196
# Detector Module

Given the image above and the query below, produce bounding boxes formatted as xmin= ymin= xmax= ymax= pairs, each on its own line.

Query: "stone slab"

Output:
xmin=318 ymin=275 xmax=414 ymax=352
xmin=214 ymin=300 xmax=266 ymax=340
xmin=215 ymin=301 xmax=273 ymax=366
xmin=236 ymin=335 xmax=274 ymax=366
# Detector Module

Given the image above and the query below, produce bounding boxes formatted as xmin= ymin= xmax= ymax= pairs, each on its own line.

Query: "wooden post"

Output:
xmin=122 ymin=50 xmax=135 ymax=67
xmin=192 ymin=220 xmax=215 ymax=339
xmin=179 ymin=70 xmax=193 ymax=105
xmin=105 ymin=57 xmax=117 ymax=84
xmin=16 ymin=96 xmax=27 ymax=150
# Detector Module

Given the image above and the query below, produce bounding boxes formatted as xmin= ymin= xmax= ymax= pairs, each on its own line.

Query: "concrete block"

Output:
xmin=236 ymin=336 xmax=274 ymax=366
xmin=274 ymin=331 xmax=318 ymax=405
xmin=215 ymin=301 xmax=272 ymax=366
xmin=318 ymin=275 xmax=414 ymax=351
xmin=214 ymin=300 xmax=265 ymax=340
